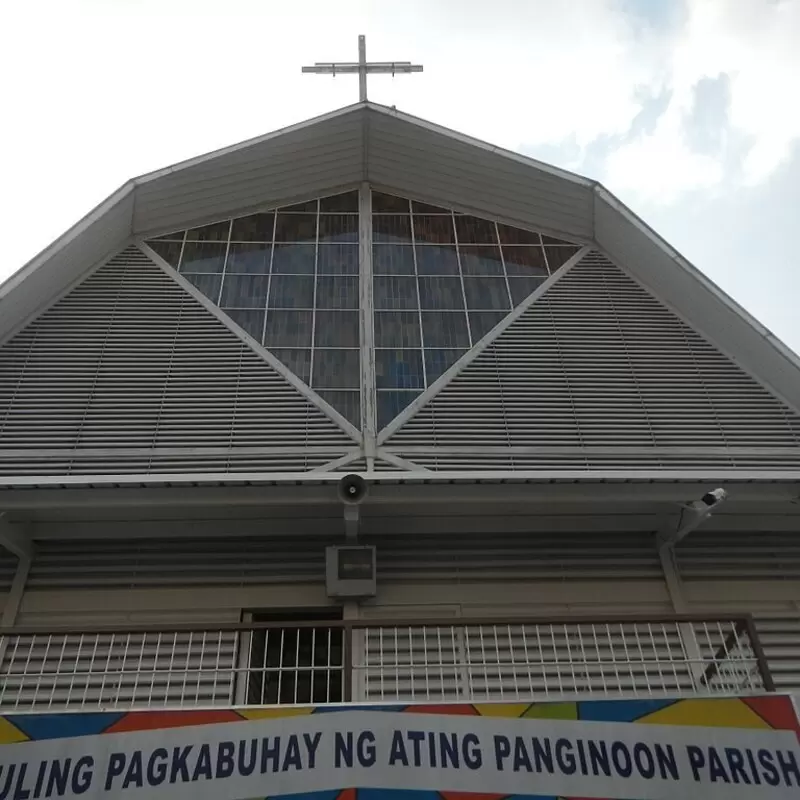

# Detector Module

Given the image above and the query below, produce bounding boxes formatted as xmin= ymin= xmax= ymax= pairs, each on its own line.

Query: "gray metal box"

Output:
xmin=325 ymin=545 xmax=377 ymax=598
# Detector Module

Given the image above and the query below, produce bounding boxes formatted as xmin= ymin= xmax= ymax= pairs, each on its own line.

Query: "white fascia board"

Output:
xmin=132 ymin=103 xmax=367 ymax=186
xmin=0 ymin=182 xmax=133 ymax=299
xmin=594 ymin=185 xmax=800 ymax=414
xmin=366 ymin=102 xmax=594 ymax=188
xmin=1 ymin=469 xmax=800 ymax=489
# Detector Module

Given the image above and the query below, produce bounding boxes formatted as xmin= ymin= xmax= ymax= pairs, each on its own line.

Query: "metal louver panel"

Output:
xmin=386 ymin=251 xmax=800 ymax=469
xmin=27 ymin=536 xmax=336 ymax=590
xmin=372 ymin=532 xmax=661 ymax=581
xmin=0 ymin=246 xmax=356 ymax=476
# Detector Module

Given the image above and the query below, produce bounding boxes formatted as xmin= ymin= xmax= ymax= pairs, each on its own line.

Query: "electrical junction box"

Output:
xmin=325 ymin=545 xmax=376 ymax=598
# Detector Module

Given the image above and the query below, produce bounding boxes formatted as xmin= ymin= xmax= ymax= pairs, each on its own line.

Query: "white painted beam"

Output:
xmin=0 ymin=479 xmax=798 ymax=511
xmin=0 ymin=551 xmax=32 ymax=628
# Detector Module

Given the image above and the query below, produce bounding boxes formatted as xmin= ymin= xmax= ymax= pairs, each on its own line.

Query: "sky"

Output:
xmin=1 ymin=0 xmax=798 ymax=353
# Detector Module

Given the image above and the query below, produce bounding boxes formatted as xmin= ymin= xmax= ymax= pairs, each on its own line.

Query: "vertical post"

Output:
xmin=342 ymin=621 xmax=354 ymax=702
xmin=358 ymin=35 xmax=367 ymax=102
xmin=359 ymin=181 xmax=377 ymax=469
xmin=743 ymin=615 xmax=776 ymax=692
xmin=0 ymin=549 xmax=33 ymax=674
xmin=657 ymin=542 xmax=687 ymax=612
xmin=657 ymin=538 xmax=705 ymax=689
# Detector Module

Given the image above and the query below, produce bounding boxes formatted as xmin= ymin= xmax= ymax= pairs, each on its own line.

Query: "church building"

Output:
xmin=0 ymin=40 xmax=798 ymax=800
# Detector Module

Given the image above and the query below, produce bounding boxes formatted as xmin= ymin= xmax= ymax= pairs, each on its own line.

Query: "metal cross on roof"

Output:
xmin=302 ymin=35 xmax=423 ymax=103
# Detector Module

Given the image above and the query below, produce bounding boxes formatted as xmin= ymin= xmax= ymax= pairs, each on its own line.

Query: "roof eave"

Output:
xmin=594 ymin=184 xmax=800 ymax=414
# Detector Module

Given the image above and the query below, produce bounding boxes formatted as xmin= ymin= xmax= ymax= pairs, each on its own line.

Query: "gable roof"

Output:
xmin=1 ymin=101 xmax=798 ymax=415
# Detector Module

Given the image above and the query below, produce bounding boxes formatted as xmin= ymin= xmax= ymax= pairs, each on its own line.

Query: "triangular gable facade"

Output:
xmin=1 ymin=102 xmax=799 ymax=480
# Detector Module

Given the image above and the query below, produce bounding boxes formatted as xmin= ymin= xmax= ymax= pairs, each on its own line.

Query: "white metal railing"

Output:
xmin=0 ymin=615 xmax=773 ymax=712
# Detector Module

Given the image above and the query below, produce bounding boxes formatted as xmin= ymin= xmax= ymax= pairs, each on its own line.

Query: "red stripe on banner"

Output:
xmin=104 ymin=710 xmax=243 ymax=733
xmin=742 ymin=696 xmax=800 ymax=735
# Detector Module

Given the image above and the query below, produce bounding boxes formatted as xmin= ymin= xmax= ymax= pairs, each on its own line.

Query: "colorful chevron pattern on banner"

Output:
xmin=0 ymin=696 xmax=798 ymax=800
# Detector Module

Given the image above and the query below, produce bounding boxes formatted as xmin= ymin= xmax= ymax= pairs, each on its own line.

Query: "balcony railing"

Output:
xmin=0 ymin=614 xmax=774 ymax=712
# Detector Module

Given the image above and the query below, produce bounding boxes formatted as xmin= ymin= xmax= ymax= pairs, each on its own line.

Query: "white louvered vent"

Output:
xmin=27 ymin=535 xmax=337 ymax=590
xmin=0 ymin=247 xmax=356 ymax=475
xmin=385 ymin=252 xmax=800 ymax=469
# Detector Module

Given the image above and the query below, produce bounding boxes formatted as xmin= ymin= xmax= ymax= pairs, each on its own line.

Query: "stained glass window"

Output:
xmin=145 ymin=188 xmax=582 ymax=433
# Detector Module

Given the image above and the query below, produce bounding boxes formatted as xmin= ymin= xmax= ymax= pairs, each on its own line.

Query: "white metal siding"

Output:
xmin=0 ymin=247 xmax=355 ymax=475
xmin=386 ymin=252 xmax=800 ymax=469
xmin=26 ymin=536 xmax=335 ymax=589
xmin=373 ymin=531 xmax=660 ymax=582
xmin=23 ymin=531 xmax=657 ymax=590
xmin=367 ymin=111 xmax=593 ymax=240
xmin=676 ymin=531 xmax=800 ymax=582
xmin=133 ymin=113 xmax=364 ymax=235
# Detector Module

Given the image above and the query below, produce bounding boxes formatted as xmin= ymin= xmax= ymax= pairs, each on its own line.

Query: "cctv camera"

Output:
xmin=337 ymin=474 xmax=368 ymax=505
xmin=700 ymin=488 xmax=727 ymax=507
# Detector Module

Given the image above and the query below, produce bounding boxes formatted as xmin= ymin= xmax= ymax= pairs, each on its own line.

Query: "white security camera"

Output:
xmin=700 ymin=488 xmax=727 ymax=507
xmin=660 ymin=487 xmax=729 ymax=546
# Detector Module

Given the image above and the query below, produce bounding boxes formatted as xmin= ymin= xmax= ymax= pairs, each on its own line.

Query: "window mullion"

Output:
xmin=359 ymin=182 xmax=376 ymax=463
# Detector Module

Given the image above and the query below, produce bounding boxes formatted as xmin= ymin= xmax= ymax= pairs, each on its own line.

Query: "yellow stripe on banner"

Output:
xmin=473 ymin=704 xmax=532 ymax=718
xmin=637 ymin=699 xmax=771 ymax=729
xmin=238 ymin=707 xmax=316 ymax=721
xmin=0 ymin=717 xmax=28 ymax=744
xmin=522 ymin=703 xmax=579 ymax=721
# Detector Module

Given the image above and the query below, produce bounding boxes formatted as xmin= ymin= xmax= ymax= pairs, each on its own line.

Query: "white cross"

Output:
xmin=302 ymin=35 xmax=423 ymax=103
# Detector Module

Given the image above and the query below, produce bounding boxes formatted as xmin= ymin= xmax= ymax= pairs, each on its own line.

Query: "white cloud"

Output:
xmin=603 ymin=124 xmax=725 ymax=203
xmin=602 ymin=0 xmax=800 ymax=199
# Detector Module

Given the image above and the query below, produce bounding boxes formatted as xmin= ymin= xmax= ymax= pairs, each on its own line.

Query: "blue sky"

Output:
xmin=1 ymin=0 xmax=798 ymax=354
